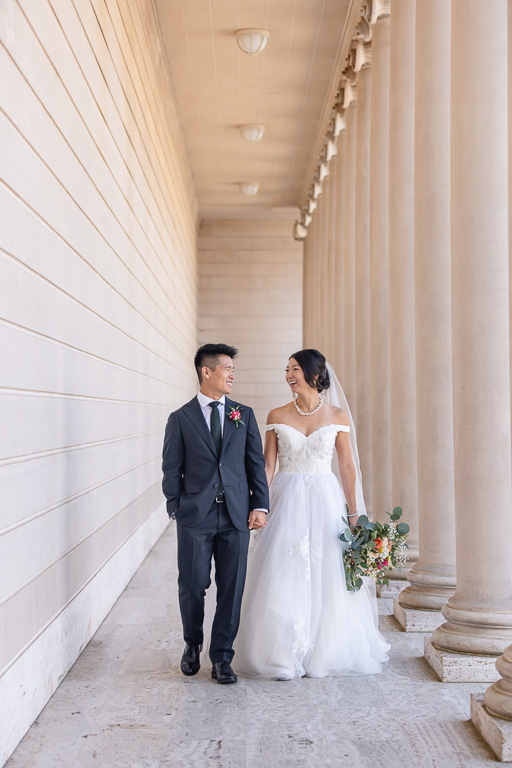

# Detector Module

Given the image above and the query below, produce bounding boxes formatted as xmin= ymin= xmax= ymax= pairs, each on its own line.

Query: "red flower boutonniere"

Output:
xmin=228 ymin=405 xmax=245 ymax=428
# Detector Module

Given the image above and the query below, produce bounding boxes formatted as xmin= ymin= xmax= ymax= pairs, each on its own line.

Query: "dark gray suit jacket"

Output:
xmin=162 ymin=396 xmax=269 ymax=532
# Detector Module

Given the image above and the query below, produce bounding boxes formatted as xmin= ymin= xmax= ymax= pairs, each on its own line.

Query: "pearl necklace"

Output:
xmin=294 ymin=397 xmax=323 ymax=416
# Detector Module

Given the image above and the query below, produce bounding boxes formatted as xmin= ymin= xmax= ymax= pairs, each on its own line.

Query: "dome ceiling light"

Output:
xmin=240 ymin=124 xmax=265 ymax=143
xmin=235 ymin=28 xmax=270 ymax=56
xmin=239 ymin=182 xmax=259 ymax=197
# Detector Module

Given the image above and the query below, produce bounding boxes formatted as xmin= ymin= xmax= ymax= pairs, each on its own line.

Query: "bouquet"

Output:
xmin=338 ymin=507 xmax=410 ymax=592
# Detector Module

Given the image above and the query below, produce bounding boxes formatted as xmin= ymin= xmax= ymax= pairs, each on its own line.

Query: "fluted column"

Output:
xmin=303 ymin=210 xmax=318 ymax=348
xmin=388 ymin=0 xmax=418 ymax=568
xmin=399 ymin=0 xmax=456 ymax=612
xmin=320 ymin=171 xmax=332 ymax=354
xmin=368 ymin=1 xmax=391 ymax=514
xmin=432 ymin=0 xmax=512 ymax=656
xmin=472 ymin=1 xmax=512 ymax=744
xmin=353 ymin=39 xmax=373 ymax=510
xmin=342 ymin=80 xmax=357 ymax=417
xmin=334 ymin=119 xmax=346 ymax=377
xmin=326 ymin=152 xmax=338 ymax=364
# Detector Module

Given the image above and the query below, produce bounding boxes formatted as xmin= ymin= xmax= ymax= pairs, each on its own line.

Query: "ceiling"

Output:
xmin=153 ymin=0 xmax=354 ymax=216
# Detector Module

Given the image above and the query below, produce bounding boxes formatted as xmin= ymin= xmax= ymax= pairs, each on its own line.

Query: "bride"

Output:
xmin=234 ymin=348 xmax=390 ymax=679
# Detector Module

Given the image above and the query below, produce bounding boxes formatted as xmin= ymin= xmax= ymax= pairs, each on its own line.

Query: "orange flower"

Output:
xmin=374 ymin=537 xmax=382 ymax=550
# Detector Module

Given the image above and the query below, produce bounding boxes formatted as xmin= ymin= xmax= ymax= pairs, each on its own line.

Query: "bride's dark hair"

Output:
xmin=289 ymin=349 xmax=330 ymax=393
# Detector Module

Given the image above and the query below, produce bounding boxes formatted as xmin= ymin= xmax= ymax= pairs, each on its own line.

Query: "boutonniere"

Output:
xmin=228 ymin=405 xmax=245 ymax=428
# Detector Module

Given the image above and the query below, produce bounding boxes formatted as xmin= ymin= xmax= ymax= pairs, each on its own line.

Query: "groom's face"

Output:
xmin=201 ymin=354 xmax=235 ymax=398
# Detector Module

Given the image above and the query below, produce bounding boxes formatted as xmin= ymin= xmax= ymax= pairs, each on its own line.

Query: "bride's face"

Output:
xmin=286 ymin=358 xmax=314 ymax=394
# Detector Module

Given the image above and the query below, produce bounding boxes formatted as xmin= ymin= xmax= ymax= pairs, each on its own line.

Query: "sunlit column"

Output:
xmin=333 ymin=117 xmax=346 ymax=378
xmin=388 ymin=0 xmax=418 ymax=567
xmin=353 ymin=32 xmax=373 ymax=510
xmin=326 ymin=151 xmax=338 ymax=364
xmin=342 ymin=72 xmax=357 ymax=419
xmin=432 ymin=0 xmax=512 ymax=657
xmin=368 ymin=0 xmax=392 ymax=514
xmin=400 ymin=0 xmax=456 ymax=612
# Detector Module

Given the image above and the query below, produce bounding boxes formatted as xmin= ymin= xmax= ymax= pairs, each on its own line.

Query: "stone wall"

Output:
xmin=197 ymin=217 xmax=303 ymax=431
xmin=0 ymin=0 xmax=197 ymax=762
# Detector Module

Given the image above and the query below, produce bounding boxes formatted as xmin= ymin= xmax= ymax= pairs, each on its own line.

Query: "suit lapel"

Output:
xmin=183 ymin=397 xmax=218 ymax=458
xmin=221 ymin=398 xmax=236 ymax=456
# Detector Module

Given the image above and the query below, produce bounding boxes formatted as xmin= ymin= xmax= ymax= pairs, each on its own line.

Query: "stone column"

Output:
xmin=397 ymin=0 xmax=456 ymax=624
xmin=471 ymin=3 xmax=512 ymax=756
xmin=427 ymin=0 xmax=512 ymax=679
xmin=303 ymin=208 xmax=317 ymax=348
xmin=333 ymin=118 xmax=346 ymax=378
xmin=368 ymin=1 xmax=392 ymax=515
xmin=388 ymin=0 xmax=418 ymax=574
xmin=353 ymin=35 xmax=373 ymax=511
xmin=326 ymin=152 xmax=338 ymax=365
xmin=342 ymin=76 xmax=357 ymax=418
xmin=320 ymin=171 xmax=331 ymax=354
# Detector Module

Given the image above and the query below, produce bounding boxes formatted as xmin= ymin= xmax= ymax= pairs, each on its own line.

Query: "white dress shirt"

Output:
xmin=197 ymin=391 xmax=226 ymax=434
xmin=196 ymin=392 xmax=267 ymax=515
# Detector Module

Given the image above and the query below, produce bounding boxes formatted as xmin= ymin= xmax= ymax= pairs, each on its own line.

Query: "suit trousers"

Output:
xmin=176 ymin=499 xmax=250 ymax=664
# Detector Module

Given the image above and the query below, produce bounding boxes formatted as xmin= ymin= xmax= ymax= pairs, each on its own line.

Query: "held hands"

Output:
xmin=248 ymin=510 xmax=267 ymax=530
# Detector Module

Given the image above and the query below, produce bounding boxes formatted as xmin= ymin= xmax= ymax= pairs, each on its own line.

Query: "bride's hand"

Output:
xmin=348 ymin=512 xmax=359 ymax=529
xmin=248 ymin=510 xmax=267 ymax=530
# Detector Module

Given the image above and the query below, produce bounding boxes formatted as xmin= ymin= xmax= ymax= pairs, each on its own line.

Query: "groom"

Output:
xmin=162 ymin=344 xmax=269 ymax=684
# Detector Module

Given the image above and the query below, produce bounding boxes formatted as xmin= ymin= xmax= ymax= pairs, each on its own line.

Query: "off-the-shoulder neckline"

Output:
xmin=265 ymin=423 xmax=350 ymax=438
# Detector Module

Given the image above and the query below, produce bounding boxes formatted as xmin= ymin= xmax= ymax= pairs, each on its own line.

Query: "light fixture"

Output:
xmin=239 ymin=181 xmax=259 ymax=197
xmin=307 ymin=198 xmax=317 ymax=214
xmin=326 ymin=137 xmax=337 ymax=161
xmin=235 ymin=29 xmax=270 ymax=56
xmin=312 ymin=182 xmax=322 ymax=200
xmin=293 ymin=221 xmax=307 ymax=241
xmin=239 ymin=124 xmax=265 ymax=143
xmin=318 ymin=162 xmax=329 ymax=181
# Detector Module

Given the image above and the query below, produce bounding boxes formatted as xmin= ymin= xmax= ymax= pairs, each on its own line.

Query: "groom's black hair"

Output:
xmin=195 ymin=343 xmax=238 ymax=383
xmin=289 ymin=349 xmax=330 ymax=393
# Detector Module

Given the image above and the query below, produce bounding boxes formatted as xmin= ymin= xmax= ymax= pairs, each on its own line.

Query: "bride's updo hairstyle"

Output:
xmin=289 ymin=349 xmax=330 ymax=393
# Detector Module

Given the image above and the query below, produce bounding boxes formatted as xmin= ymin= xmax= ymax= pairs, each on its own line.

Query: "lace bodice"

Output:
xmin=266 ymin=423 xmax=350 ymax=474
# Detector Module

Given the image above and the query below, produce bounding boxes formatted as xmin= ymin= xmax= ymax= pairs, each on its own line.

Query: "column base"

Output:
xmin=424 ymin=637 xmax=501 ymax=683
xmin=377 ymin=580 xmax=410 ymax=598
xmin=393 ymin=599 xmax=444 ymax=632
xmin=471 ymin=694 xmax=512 ymax=762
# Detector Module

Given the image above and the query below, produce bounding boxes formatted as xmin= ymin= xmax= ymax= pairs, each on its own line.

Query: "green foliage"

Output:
xmin=339 ymin=505 xmax=410 ymax=592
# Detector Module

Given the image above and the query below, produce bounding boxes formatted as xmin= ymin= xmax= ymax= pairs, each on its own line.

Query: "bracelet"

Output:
xmin=347 ymin=513 xmax=358 ymax=517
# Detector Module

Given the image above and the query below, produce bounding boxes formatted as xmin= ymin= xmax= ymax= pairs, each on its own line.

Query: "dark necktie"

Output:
xmin=208 ymin=401 xmax=222 ymax=456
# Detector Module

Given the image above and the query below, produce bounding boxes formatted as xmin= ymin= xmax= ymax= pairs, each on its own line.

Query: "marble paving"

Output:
xmin=6 ymin=526 xmax=500 ymax=768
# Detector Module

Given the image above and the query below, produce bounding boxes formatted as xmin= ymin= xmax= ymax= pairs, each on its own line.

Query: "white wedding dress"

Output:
xmin=234 ymin=423 xmax=390 ymax=679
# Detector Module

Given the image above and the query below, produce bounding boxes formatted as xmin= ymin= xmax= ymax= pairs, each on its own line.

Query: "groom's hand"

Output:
xmin=248 ymin=510 xmax=267 ymax=530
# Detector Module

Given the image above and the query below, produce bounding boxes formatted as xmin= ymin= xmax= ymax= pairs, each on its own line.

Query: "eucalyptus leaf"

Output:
xmin=393 ymin=506 xmax=403 ymax=517
xmin=390 ymin=514 xmax=400 ymax=521
xmin=344 ymin=528 xmax=353 ymax=542
xmin=357 ymin=515 xmax=369 ymax=528
xmin=396 ymin=522 xmax=410 ymax=535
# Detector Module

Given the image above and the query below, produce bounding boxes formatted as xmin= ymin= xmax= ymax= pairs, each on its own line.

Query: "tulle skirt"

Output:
xmin=234 ymin=471 xmax=390 ymax=679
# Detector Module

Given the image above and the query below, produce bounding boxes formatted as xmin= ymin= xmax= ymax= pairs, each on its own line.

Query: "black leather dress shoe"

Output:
xmin=211 ymin=661 xmax=238 ymax=684
xmin=180 ymin=643 xmax=202 ymax=676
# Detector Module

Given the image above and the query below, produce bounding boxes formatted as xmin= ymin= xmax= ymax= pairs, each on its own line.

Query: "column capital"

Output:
xmin=351 ymin=37 xmax=372 ymax=72
xmin=363 ymin=0 xmax=391 ymax=26
xmin=340 ymin=69 xmax=357 ymax=108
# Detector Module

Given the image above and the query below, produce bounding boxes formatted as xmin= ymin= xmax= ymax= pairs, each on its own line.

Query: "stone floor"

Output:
xmin=6 ymin=526 xmax=499 ymax=768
